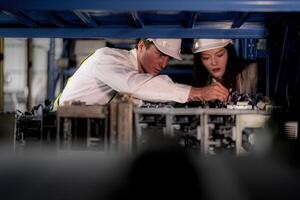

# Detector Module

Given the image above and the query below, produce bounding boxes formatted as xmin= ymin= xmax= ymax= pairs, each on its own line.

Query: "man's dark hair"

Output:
xmin=136 ymin=39 xmax=154 ymax=49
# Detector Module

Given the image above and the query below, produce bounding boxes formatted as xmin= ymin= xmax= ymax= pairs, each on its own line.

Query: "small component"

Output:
xmin=242 ymin=128 xmax=256 ymax=152
xmin=227 ymin=101 xmax=253 ymax=110
xmin=256 ymin=101 xmax=266 ymax=110
xmin=284 ymin=121 xmax=298 ymax=139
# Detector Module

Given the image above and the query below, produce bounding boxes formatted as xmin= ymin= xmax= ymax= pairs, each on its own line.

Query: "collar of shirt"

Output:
xmin=130 ymin=49 xmax=140 ymax=72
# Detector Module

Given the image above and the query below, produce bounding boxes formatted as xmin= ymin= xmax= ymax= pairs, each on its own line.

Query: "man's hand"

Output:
xmin=188 ymin=82 xmax=229 ymax=102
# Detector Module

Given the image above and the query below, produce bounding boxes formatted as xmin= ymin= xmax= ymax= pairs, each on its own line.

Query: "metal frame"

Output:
xmin=134 ymin=107 xmax=270 ymax=155
xmin=0 ymin=38 xmax=3 ymax=111
xmin=2 ymin=0 xmax=300 ymax=12
xmin=0 ymin=1 xmax=298 ymax=38
xmin=0 ymin=27 xmax=266 ymax=38
xmin=56 ymin=105 xmax=109 ymax=151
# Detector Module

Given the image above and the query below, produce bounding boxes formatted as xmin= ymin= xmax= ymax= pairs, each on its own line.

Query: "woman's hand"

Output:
xmin=188 ymin=82 xmax=229 ymax=102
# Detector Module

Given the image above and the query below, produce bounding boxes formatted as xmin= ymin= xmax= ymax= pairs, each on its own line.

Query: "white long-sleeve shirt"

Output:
xmin=59 ymin=47 xmax=191 ymax=105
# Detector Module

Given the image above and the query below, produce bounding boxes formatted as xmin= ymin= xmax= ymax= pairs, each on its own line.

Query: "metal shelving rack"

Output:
xmin=0 ymin=0 xmax=298 ymax=38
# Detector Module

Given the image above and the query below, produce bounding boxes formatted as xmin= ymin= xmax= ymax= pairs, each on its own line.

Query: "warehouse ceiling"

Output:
xmin=0 ymin=0 xmax=299 ymax=38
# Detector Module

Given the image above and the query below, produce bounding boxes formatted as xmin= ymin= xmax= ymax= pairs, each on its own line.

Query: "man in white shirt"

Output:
xmin=55 ymin=38 xmax=229 ymax=108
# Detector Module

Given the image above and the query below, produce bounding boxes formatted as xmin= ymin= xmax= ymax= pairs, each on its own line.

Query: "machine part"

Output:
xmin=57 ymin=105 xmax=109 ymax=151
xmin=206 ymin=115 xmax=236 ymax=154
xmin=134 ymin=106 xmax=270 ymax=155
xmin=142 ymin=92 xmax=271 ymax=110
xmin=256 ymin=101 xmax=266 ymax=110
xmin=236 ymin=114 xmax=270 ymax=155
xmin=15 ymin=100 xmax=57 ymax=151
xmin=0 ymin=112 xmax=15 ymax=151
xmin=15 ymin=99 xmax=272 ymax=155
xmin=62 ymin=118 xmax=72 ymax=149
xmin=284 ymin=121 xmax=298 ymax=139
xmin=242 ymin=128 xmax=256 ymax=152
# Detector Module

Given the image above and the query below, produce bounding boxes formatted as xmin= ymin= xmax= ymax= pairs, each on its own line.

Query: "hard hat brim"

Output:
xmin=152 ymin=40 xmax=183 ymax=60
xmin=192 ymin=39 xmax=233 ymax=54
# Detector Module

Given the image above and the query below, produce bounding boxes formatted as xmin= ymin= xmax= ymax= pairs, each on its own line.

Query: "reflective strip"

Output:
xmin=51 ymin=53 xmax=94 ymax=111
xmin=108 ymin=92 xmax=118 ymax=103
xmin=52 ymin=93 xmax=62 ymax=110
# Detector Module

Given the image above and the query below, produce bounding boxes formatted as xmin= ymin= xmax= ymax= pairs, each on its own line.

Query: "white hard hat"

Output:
xmin=192 ymin=39 xmax=233 ymax=53
xmin=147 ymin=38 xmax=183 ymax=60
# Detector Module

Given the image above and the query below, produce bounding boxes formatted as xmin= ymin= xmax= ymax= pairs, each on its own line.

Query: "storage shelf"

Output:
xmin=0 ymin=0 xmax=299 ymax=38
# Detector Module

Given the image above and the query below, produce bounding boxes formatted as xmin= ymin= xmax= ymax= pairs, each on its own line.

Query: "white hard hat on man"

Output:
xmin=192 ymin=39 xmax=233 ymax=53
xmin=147 ymin=38 xmax=183 ymax=60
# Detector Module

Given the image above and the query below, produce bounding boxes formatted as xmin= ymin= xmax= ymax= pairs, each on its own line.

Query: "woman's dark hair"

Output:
xmin=193 ymin=44 xmax=242 ymax=91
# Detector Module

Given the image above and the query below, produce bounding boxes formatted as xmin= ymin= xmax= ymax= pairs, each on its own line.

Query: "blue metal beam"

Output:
xmin=2 ymin=0 xmax=300 ymax=12
xmin=2 ymin=11 xmax=38 ymax=27
xmin=0 ymin=27 xmax=266 ymax=38
xmin=47 ymin=12 xmax=65 ymax=28
xmin=239 ymin=38 xmax=257 ymax=60
xmin=73 ymin=11 xmax=98 ymax=27
xmin=231 ymin=13 xmax=250 ymax=28
xmin=186 ymin=12 xmax=198 ymax=28
xmin=131 ymin=12 xmax=144 ymax=28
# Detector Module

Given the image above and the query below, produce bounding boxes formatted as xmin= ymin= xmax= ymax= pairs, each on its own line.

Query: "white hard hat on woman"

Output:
xmin=192 ymin=39 xmax=233 ymax=53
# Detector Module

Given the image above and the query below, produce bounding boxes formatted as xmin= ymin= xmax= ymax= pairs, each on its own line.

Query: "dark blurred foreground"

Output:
xmin=0 ymin=145 xmax=300 ymax=200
